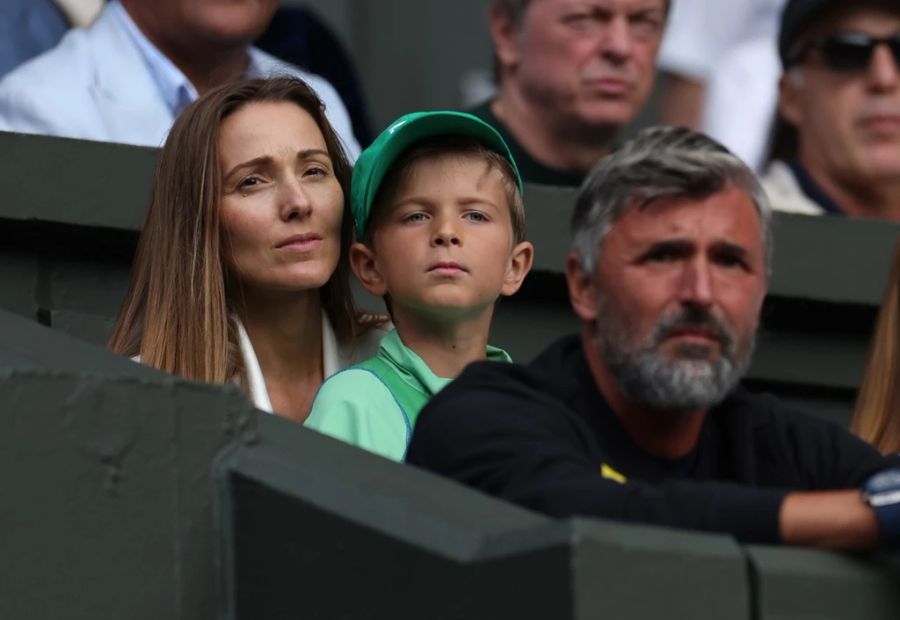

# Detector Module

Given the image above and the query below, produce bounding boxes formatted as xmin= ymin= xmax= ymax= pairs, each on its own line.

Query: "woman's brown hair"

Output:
xmin=108 ymin=76 xmax=365 ymax=385
xmin=851 ymin=240 xmax=900 ymax=453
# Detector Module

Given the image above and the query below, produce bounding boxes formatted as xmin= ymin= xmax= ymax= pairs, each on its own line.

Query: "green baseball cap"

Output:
xmin=350 ymin=110 xmax=523 ymax=238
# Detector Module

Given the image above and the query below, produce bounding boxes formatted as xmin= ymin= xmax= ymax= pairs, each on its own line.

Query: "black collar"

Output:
xmin=467 ymin=100 xmax=588 ymax=187
xmin=787 ymin=159 xmax=846 ymax=216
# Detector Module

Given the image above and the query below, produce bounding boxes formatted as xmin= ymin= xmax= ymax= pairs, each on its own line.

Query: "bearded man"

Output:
xmin=407 ymin=125 xmax=900 ymax=550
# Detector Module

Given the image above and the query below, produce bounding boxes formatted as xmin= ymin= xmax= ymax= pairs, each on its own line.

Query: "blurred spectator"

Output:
xmin=761 ymin=0 xmax=900 ymax=219
xmin=470 ymin=0 xmax=669 ymax=185
xmin=851 ymin=241 xmax=900 ymax=453
xmin=257 ymin=5 xmax=374 ymax=147
xmin=0 ymin=0 xmax=104 ymax=79
xmin=0 ymin=0 xmax=360 ymax=158
xmin=1 ymin=0 xmax=66 ymax=79
xmin=656 ymin=0 xmax=785 ymax=171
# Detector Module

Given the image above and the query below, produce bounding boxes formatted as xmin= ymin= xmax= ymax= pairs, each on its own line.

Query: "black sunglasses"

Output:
xmin=790 ymin=31 xmax=900 ymax=72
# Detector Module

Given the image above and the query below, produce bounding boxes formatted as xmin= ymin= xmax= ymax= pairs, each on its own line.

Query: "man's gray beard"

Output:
xmin=594 ymin=299 xmax=755 ymax=412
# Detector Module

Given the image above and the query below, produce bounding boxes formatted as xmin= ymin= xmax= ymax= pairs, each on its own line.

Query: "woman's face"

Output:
xmin=218 ymin=101 xmax=344 ymax=296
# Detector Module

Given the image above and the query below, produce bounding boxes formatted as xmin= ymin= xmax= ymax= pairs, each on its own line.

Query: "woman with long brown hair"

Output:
xmin=109 ymin=77 xmax=385 ymax=422
xmin=851 ymin=241 xmax=900 ymax=453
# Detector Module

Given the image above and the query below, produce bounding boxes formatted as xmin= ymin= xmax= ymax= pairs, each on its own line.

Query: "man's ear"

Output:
xmin=566 ymin=251 xmax=599 ymax=322
xmin=488 ymin=2 xmax=522 ymax=71
xmin=349 ymin=242 xmax=388 ymax=297
xmin=500 ymin=240 xmax=534 ymax=296
xmin=777 ymin=70 xmax=803 ymax=127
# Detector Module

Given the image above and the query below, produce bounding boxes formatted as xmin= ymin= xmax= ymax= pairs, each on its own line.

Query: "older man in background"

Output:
xmin=470 ymin=0 xmax=668 ymax=185
xmin=763 ymin=0 xmax=900 ymax=219
xmin=0 ymin=0 xmax=360 ymax=157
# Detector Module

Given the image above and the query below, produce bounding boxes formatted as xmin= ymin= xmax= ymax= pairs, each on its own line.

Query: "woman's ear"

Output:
xmin=500 ymin=240 xmax=534 ymax=297
xmin=349 ymin=242 xmax=388 ymax=296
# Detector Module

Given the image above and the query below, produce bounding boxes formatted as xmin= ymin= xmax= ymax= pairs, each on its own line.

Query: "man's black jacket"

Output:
xmin=406 ymin=335 xmax=894 ymax=543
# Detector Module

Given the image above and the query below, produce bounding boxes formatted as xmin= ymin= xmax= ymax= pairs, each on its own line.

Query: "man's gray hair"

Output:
xmin=570 ymin=125 xmax=773 ymax=276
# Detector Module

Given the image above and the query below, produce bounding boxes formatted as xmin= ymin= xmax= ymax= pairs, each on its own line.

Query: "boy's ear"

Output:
xmin=500 ymin=240 xmax=534 ymax=297
xmin=349 ymin=242 xmax=388 ymax=297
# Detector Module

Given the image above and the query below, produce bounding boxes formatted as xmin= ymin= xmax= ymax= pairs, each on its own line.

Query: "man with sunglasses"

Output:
xmin=761 ymin=0 xmax=900 ymax=219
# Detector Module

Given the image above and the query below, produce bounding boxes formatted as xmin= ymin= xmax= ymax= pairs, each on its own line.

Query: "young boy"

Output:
xmin=305 ymin=110 xmax=533 ymax=461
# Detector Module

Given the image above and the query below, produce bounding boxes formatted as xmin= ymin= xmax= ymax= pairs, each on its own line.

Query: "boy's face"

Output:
xmin=354 ymin=153 xmax=532 ymax=322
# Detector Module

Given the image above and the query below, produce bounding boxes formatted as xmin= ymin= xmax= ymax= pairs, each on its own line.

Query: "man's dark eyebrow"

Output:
xmin=636 ymin=239 xmax=692 ymax=260
xmin=712 ymin=241 xmax=749 ymax=259
xmin=635 ymin=240 xmax=755 ymax=265
xmin=224 ymin=149 xmax=332 ymax=180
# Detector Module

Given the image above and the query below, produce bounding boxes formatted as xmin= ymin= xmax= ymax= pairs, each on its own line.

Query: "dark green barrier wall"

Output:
xmin=0 ymin=131 xmax=151 ymax=342
xmin=1 ymin=304 xmax=899 ymax=619
xmin=216 ymin=413 xmax=751 ymax=620
xmin=0 ymin=308 xmax=253 ymax=619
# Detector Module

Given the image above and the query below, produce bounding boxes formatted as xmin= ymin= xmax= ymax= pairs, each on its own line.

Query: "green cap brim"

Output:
xmin=351 ymin=110 xmax=523 ymax=238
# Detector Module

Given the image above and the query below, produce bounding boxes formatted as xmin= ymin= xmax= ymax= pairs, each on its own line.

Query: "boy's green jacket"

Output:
xmin=305 ymin=328 xmax=511 ymax=461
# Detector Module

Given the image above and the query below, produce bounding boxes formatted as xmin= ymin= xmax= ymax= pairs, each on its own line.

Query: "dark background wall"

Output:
xmin=291 ymin=0 xmax=496 ymax=132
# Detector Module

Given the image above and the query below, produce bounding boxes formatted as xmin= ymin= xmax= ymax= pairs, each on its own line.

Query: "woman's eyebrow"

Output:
xmin=224 ymin=156 xmax=272 ymax=180
xmin=224 ymin=149 xmax=332 ymax=179
xmin=297 ymin=148 xmax=332 ymax=161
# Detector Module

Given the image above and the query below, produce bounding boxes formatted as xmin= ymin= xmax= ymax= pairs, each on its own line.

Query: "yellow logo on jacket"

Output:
xmin=600 ymin=463 xmax=627 ymax=484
